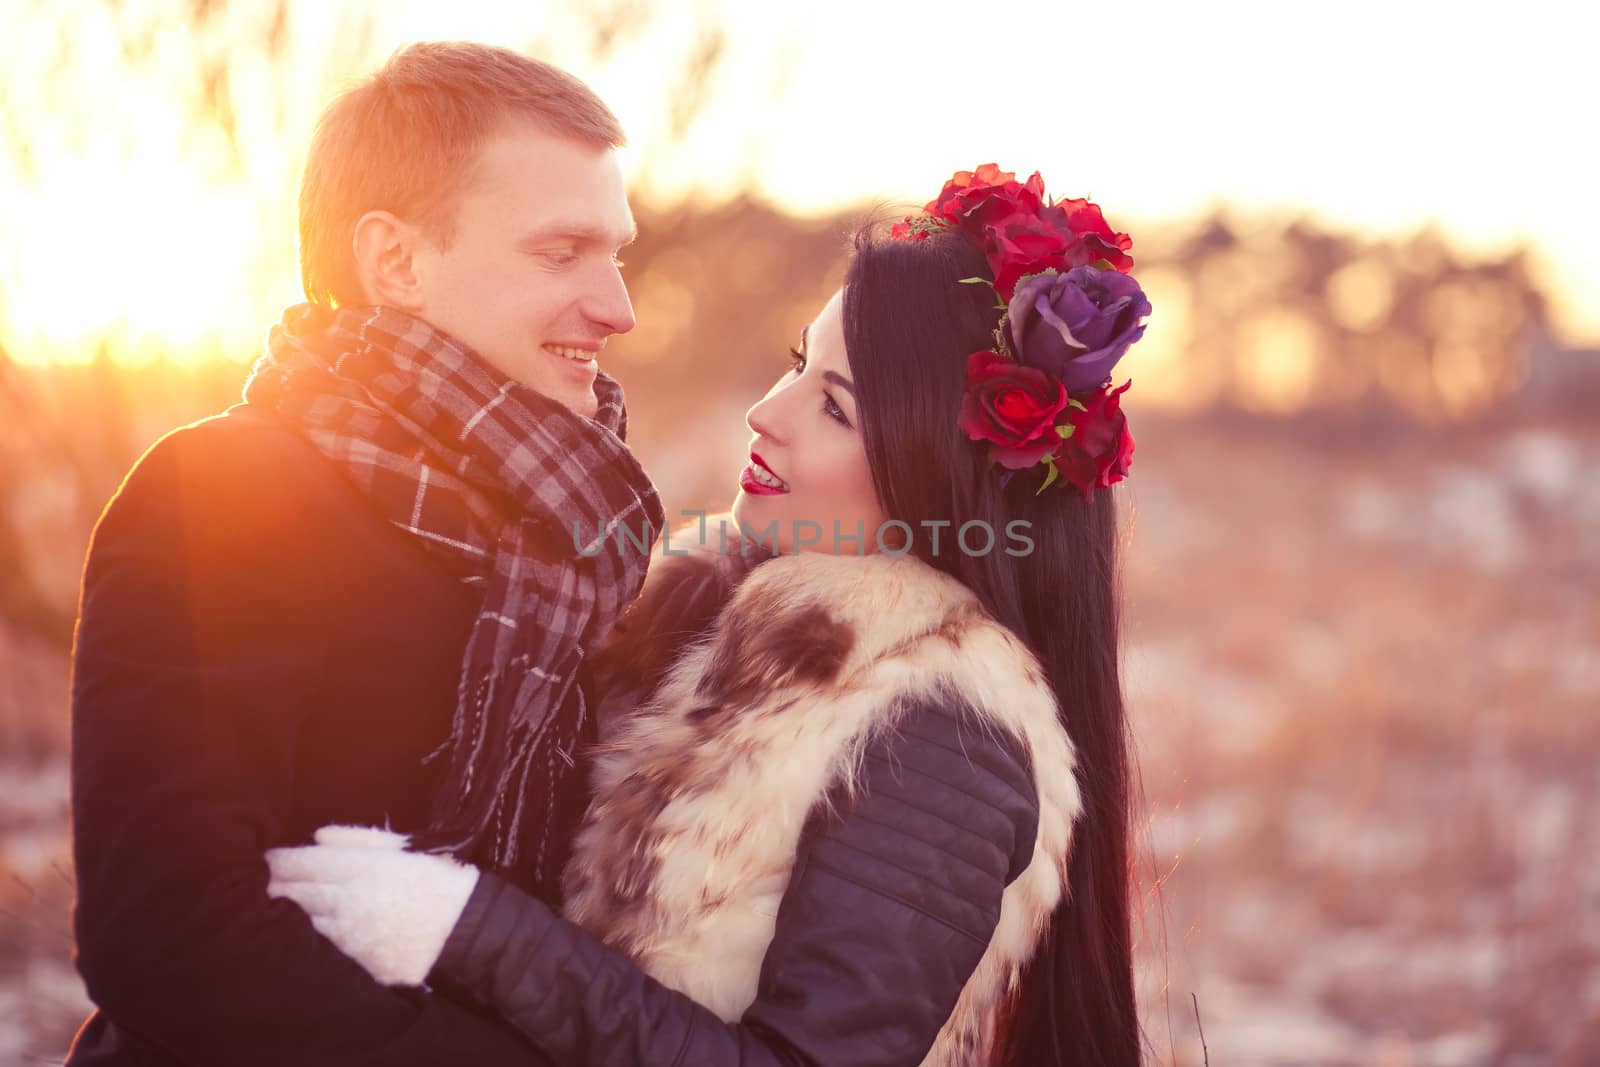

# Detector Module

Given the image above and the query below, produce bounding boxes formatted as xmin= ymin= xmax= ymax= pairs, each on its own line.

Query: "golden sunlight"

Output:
xmin=8 ymin=160 xmax=268 ymax=365
xmin=2 ymin=0 xmax=1593 ymax=379
xmin=1 ymin=2 xmax=300 ymax=365
xmin=1237 ymin=310 xmax=1323 ymax=415
xmin=1121 ymin=267 xmax=1217 ymax=415
xmin=1325 ymin=259 xmax=1395 ymax=335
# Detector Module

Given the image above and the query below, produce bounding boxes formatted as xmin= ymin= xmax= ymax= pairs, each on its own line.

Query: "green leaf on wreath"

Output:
xmin=1056 ymin=423 xmax=1075 ymax=439
xmin=958 ymin=277 xmax=991 ymax=285
xmin=1036 ymin=460 xmax=1060 ymax=496
xmin=1067 ymin=398 xmax=1088 ymax=412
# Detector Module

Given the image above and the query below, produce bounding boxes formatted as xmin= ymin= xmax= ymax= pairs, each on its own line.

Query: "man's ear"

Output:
xmin=351 ymin=210 xmax=425 ymax=312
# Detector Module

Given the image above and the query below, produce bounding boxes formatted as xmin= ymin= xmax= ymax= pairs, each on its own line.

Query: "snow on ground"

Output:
xmin=3 ymin=415 xmax=1597 ymax=1065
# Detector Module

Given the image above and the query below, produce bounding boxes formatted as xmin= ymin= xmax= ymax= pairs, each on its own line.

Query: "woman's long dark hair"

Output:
xmin=843 ymin=228 xmax=1142 ymax=1067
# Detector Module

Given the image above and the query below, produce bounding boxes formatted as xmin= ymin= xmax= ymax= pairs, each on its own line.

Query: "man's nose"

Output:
xmin=583 ymin=262 xmax=635 ymax=336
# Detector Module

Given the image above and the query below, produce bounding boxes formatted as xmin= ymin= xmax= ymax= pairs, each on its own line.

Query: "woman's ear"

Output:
xmin=351 ymin=210 xmax=425 ymax=311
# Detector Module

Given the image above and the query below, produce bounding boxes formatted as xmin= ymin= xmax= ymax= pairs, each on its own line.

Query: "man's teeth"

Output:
xmin=545 ymin=344 xmax=595 ymax=362
xmin=749 ymin=463 xmax=787 ymax=489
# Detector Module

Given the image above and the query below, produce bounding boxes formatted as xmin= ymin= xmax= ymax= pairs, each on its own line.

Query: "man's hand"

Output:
xmin=266 ymin=825 xmax=480 ymax=986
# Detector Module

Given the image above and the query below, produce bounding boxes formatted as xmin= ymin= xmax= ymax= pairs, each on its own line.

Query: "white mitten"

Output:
xmin=311 ymin=824 xmax=413 ymax=851
xmin=266 ymin=824 xmax=480 ymax=986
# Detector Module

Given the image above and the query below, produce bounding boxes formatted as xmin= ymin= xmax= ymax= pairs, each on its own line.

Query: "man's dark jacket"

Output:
xmin=65 ymin=403 xmax=551 ymax=1065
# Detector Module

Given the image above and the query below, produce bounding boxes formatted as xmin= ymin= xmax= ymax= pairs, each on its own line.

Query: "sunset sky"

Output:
xmin=1 ymin=0 xmax=1594 ymax=365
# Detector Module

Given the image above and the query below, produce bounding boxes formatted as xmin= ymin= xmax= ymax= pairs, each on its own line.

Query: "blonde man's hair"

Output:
xmin=299 ymin=42 xmax=625 ymax=307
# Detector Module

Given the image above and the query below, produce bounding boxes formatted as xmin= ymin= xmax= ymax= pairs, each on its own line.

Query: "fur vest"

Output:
xmin=565 ymin=536 xmax=1082 ymax=1066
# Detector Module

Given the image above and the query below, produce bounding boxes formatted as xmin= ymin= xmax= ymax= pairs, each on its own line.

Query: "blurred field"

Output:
xmin=1125 ymin=414 xmax=1600 ymax=1065
xmin=1 ymin=203 xmax=1596 ymax=1065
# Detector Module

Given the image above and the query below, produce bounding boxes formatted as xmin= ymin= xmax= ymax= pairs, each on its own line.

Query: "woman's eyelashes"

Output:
xmin=786 ymin=347 xmax=851 ymax=427
xmin=823 ymin=394 xmax=851 ymax=427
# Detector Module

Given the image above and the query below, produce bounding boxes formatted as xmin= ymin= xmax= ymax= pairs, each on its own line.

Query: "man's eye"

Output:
xmin=539 ymin=251 xmax=579 ymax=267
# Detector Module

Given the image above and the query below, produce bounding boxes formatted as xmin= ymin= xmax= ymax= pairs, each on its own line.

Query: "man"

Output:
xmin=66 ymin=42 xmax=662 ymax=1065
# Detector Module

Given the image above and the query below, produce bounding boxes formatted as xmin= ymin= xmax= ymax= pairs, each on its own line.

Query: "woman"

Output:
xmin=268 ymin=165 xmax=1151 ymax=1066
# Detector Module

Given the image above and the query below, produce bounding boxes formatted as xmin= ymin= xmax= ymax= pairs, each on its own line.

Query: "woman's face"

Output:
xmin=732 ymin=289 xmax=888 ymax=555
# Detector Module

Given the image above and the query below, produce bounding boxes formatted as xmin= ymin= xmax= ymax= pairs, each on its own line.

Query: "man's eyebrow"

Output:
xmin=516 ymin=223 xmax=638 ymax=248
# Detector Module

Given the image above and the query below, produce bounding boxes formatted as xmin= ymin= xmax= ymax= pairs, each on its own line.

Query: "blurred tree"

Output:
xmin=1137 ymin=210 xmax=1551 ymax=426
xmin=0 ymin=340 xmax=74 ymax=641
xmin=0 ymin=0 xmax=777 ymax=644
xmin=0 ymin=1 xmax=1582 ymax=648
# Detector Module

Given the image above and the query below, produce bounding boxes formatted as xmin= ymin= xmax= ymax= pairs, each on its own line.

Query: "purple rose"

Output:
xmin=1004 ymin=266 xmax=1151 ymax=392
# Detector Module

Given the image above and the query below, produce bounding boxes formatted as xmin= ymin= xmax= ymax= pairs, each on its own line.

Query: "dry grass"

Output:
xmin=0 ymin=669 xmax=81 ymax=1061
xmin=2 ymin=411 xmax=1596 ymax=1065
xmin=1126 ymin=415 xmax=1600 ymax=1066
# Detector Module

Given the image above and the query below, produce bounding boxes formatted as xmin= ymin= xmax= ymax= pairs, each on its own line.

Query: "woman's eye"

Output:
xmin=787 ymin=347 xmax=849 ymax=426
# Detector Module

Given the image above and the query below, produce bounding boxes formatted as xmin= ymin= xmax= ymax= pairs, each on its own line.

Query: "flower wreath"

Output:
xmin=892 ymin=164 xmax=1151 ymax=497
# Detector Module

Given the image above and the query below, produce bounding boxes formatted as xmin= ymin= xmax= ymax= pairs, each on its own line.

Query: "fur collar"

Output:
xmin=571 ymin=542 xmax=1081 ymax=1066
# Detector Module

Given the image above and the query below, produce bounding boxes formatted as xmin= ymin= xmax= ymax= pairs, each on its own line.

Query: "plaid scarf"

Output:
xmin=244 ymin=303 xmax=663 ymax=891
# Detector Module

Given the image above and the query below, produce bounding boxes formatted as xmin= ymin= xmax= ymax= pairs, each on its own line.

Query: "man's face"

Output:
xmin=409 ymin=121 xmax=636 ymax=420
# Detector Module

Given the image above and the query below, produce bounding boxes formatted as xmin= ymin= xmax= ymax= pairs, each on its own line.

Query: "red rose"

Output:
xmin=980 ymin=212 xmax=1077 ymax=300
xmin=1040 ymin=199 xmax=1135 ymax=274
xmin=1052 ymin=380 xmax=1136 ymax=497
xmin=958 ymin=350 xmax=1071 ymax=469
xmin=979 ymin=197 xmax=1136 ymax=299
xmin=925 ymin=164 xmax=1016 ymax=217
xmin=927 ymin=165 xmax=1048 ymax=231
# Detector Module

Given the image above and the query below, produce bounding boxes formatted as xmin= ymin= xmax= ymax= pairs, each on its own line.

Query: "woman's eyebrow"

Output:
xmin=799 ymin=324 xmax=854 ymax=394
